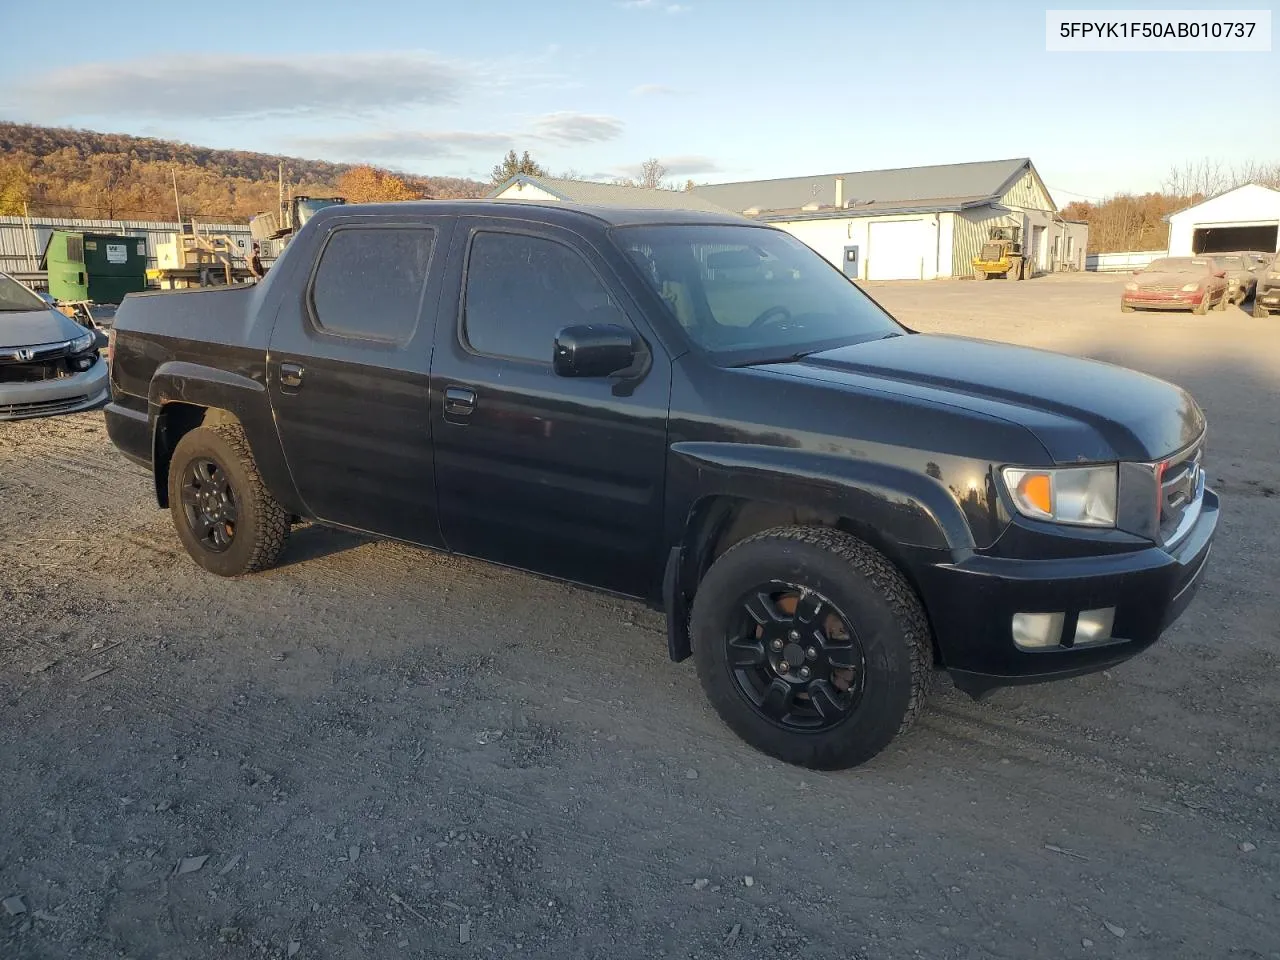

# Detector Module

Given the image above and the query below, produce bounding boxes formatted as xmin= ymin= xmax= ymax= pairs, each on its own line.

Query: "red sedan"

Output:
xmin=1121 ymin=257 xmax=1230 ymax=315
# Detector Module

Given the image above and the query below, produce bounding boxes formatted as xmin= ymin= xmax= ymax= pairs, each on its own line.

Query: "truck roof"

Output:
xmin=305 ymin=198 xmax=754 ymax=230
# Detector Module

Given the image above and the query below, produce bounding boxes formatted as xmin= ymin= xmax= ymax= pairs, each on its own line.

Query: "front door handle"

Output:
xmin=280 ymin=363 xmax=305 ymax=389
xmin=443 ymin=385 xmax=476 ymax=417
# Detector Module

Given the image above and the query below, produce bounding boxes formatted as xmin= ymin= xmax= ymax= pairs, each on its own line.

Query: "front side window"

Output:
xmin=310 ymin=227 xmax=435 ymax=343
xmin=463 ymin=231 xmax=627 ymax=363
xmin=616 ymin=224 xmax=901 ymax=362
xmin=0 ymin=273 xmax=50 ymax=313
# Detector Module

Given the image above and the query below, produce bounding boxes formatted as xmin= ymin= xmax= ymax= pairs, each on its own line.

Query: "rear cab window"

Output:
xmin=309 ymin=227 xmax=437 ymax=343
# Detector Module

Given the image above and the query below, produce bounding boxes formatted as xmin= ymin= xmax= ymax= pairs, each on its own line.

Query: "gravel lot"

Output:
xmin=2 ymin=273 xmax=1277 ymax=959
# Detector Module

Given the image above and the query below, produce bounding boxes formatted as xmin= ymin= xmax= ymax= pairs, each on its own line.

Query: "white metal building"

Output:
xmin=1165 ymin=184 xmax=1280 ymax=256
xmin=690 ymin=159 xmax=1084 ymax=280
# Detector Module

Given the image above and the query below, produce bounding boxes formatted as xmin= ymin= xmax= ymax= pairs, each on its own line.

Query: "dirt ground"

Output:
xmin=2 ymin=272 xmax=1277 ymax=960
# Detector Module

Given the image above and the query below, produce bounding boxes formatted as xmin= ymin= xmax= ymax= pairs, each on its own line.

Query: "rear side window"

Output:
xmin=310 ymin=227 xmax=436 ymax=343
xmin=463 ymin=231 xmax=626 ymax=363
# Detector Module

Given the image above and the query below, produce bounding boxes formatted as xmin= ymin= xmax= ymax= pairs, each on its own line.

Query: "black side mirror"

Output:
xmin=553 ymin=324 xmax=637 ymax=378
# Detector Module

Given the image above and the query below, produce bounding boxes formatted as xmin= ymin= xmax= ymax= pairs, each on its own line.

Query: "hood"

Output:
xmin=1136 ymin=270 xmax=1207 ymax=287
xmin=0 ymin=308 xmax=84 ymax=350
xmin=758 ymin=334 xmax=1204 ymax=463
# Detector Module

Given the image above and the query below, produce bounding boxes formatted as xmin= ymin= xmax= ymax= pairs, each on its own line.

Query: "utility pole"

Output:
xmin=171 ymin=167 xmax=183 ymax=231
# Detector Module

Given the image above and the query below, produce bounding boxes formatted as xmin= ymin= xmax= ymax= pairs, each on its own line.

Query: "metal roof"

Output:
xmin=690 ymin=158 xmax=1033 ymax=215
xmin=488 ymin=176 xmax=735 ymax=214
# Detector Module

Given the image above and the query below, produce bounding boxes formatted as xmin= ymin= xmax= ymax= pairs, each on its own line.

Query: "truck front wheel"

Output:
xmin=690 ymin=526 xmax=931 ymax=769
xmin=167 ymin=424 xmax=290 ymax=576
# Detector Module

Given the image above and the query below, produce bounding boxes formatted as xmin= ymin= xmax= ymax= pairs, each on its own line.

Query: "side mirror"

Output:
xmin=93 ymin=328 xmax=110 ymax=351
xmin=1214 ymin=270 xmax=1226 ymax=278
xmin=553 ymin=324 xmax=637 ymax=378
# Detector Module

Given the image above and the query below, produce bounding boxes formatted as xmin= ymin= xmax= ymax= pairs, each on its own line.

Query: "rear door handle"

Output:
xmin=443 ymin=385 xmax=476 ymax=417
xmin=280 ymin=363 xmax=305 ymax=389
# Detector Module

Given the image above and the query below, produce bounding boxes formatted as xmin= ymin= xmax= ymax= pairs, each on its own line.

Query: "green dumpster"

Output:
xmin=43 ymin=231 xmax=148 ymax=304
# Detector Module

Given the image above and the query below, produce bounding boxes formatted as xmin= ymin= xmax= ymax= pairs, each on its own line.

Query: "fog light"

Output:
xmin=1012 ymin=612 xmax=1065 ymax=650
xmin=1073 ymin=607 xmax=1116 ymax=646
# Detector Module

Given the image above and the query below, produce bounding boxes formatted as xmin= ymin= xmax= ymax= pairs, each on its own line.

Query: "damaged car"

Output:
xmin=1 ymin=271 xmax=109 ymax=421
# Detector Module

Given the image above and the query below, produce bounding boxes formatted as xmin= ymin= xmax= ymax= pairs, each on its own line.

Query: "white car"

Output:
xmin=1 ymin=272 xmax=109 ymax=421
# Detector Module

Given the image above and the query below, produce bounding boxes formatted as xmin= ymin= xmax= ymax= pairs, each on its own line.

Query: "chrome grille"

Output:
xmin=1158 ymin=440 xmax=1205 ymax=546
xmin=1138 ymin=283 xmax=1182 ymax=293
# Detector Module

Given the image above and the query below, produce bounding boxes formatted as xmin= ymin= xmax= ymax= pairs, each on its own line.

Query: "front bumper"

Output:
xmin=1122 ymin=291 xmax=1202 ymax=310
xmin=1257 ymin=284 xmax=1280 ymax=309
xmin=918 ymin=488 xmax=1218 ymax=696
xmin=0 ymin=361 xmax=109 ymax=421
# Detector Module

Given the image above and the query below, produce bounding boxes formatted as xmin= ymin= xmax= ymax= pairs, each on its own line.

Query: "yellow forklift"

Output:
xmin=972 ymin=226 xmax=1031 ymax=280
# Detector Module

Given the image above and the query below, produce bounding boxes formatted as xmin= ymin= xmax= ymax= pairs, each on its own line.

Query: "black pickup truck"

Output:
xmin=105 ymin=201 xmax=1218 ymax=769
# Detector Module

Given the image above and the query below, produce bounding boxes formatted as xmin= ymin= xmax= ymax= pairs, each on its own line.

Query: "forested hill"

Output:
xmin=0 ymin=122 xmax=487 ymax=222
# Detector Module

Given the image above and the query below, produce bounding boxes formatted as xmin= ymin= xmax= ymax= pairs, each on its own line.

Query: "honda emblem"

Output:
xmin=17 ymin=348 xmax=35 ymax=361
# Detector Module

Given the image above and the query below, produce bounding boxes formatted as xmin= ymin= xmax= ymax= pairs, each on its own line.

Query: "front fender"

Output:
xmin=668 ymin=441 xmax=977 ymax=555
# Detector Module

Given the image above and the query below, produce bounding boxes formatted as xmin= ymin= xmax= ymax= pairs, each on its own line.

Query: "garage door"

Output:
xmin=867 ymin=220 xmax=928 ymax=280
xmin=1193 ymin=223 xmax=1279 ymax=254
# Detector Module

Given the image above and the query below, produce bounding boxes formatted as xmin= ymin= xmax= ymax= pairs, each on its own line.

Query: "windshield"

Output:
xmin=614 ymin=224 xmax=902 ymax=362
xmin=1212 ymin=255 xmax=1243 ymax=268
xmin=1145 ymin=257 xmax=1209 ymax=273
xmin=0 ymin=273 xmax=51 ymax=313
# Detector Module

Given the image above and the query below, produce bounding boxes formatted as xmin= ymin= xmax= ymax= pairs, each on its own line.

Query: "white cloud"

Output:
xmin=614 ymin=155 xmax=722 ymax=179
xmin=530 ymin=112 xmax=625 ymax=144
xmin=620 ymin=0 xmax=691 ymax=11
xmin=293 ymin=130 xmax=516 ymax=162
xmin=2 ymin=52 xmax=480 ymax=121
xmin=632 ymin=83 xmax=678 ymax=97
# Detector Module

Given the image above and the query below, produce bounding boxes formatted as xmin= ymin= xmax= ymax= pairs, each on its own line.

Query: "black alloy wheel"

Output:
xmin=180 ymin=457 xmax=238 ymax=553
xmin=727 ymin=583 xmax=865 ymax=731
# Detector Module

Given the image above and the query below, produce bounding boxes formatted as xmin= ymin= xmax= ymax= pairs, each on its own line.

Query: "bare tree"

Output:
xmin=1164 ymin=158 xmax=1280 ymax=199
xmin=638 ymin=158 xmax=668 ymax=190
xmin=615 ymin=158 xmax=673 ymax=190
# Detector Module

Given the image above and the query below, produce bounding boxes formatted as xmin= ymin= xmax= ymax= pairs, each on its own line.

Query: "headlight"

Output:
xmin=70 ymin=331 xmax=96 ymax=354
xmin=1180 ymin=282 xmax=1199 ymax=292
xmin=1124 ymin=282 xmax=1138 ymax=291
xmin=1001 ymin=465 xmax=1118 ymax=527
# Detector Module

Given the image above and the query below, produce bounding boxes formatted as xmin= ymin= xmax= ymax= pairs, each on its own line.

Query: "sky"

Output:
xmin=1 ymin=0 xmax=1276 ymax=201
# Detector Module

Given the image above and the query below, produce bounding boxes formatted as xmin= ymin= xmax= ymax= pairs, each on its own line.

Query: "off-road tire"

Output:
xmin=1193 ymin=293 xmax=1210 ymax=316
xmin=690 ymin=525 xmax=931 ymax=770
xmin=1120 ymin=302 xmax=1136 ymax=313
xmin=973 ymin=268 xmax=986 ymax=281
xmin=1254 ymin=302 xmax=1270 ymax=319
xmin=1214 ymin=288 xmax=1229 ymax=311
xmin=168 ymin=424 xmax=290 ymax=576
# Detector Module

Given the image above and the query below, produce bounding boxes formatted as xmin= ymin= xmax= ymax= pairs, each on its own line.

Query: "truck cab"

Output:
xmin=104 ymin=200 xmax=1218 ymax=769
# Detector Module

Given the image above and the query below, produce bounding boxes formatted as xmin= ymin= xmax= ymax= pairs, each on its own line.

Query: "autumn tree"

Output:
xmin=0 ymin=157 xmax=31 ymax=215
xmin=336 ymin=165 xmax=418 ymax=203
xmin=490 ymin=150 xmax=548 ymax=185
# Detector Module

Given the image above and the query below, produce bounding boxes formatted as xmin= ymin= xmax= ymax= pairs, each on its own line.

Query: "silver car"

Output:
xmin=1 ymin=272 xmax=109 ymax=421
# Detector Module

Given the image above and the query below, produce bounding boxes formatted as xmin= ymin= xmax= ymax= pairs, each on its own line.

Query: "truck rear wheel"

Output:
xmin=690 ymin=526 xmax=931 ymax=769
xmin=167 ymin=424 xmax=290 ymax=577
